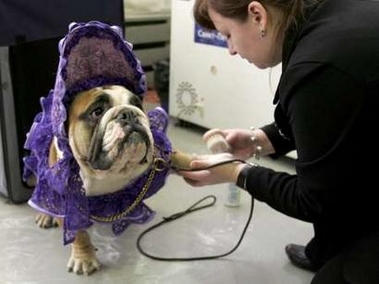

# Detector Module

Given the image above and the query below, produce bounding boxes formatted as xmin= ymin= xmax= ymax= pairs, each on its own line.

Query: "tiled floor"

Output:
xmin=0 ymin=119 xmax=314 ymax=284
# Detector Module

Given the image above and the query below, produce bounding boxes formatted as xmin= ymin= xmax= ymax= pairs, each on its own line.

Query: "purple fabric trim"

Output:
xmin=23 ymin=21 xmax=172 ymax=245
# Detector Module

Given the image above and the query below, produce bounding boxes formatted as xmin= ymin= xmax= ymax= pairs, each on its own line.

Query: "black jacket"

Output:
xmin=240 ymin=0 xmax=379 ymax=266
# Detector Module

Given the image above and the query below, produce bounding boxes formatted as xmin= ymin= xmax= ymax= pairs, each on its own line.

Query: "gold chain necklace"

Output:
xmin=90 ymin=157 xmax=167 ymax=222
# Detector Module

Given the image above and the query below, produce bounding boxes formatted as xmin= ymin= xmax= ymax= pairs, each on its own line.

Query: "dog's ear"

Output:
xmin=48 ymin=139 xmax=60 ymax=167
xmin=64 ymin=120 xmax=70 ymax=135
xmin=63 ymin=97 xmax=75 ymax=134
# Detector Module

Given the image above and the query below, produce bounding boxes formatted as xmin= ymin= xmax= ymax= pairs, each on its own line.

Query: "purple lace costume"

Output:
xmin=22 ymin=21 xmax=173 ymax=245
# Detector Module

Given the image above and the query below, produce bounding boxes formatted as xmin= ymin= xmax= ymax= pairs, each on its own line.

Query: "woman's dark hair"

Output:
xmin=194 ymin=0 xmax=315 ymax=34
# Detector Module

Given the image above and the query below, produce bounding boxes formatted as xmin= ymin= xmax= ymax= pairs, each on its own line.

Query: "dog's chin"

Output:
xmin=89 ymin=138 xmax=152 ymax=172
xmin=79 ymin=132 xmax=154 ymax=195
xmin=80 ymin=146 xmax=154 ymax=196
xmin=88 ymin=145 xmax=153 ymax=176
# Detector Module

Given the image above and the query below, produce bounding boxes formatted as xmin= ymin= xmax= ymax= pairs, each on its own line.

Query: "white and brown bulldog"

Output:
xmin=29 ymin=85 xmax=191 ymax=275
xmin=23 ymin=21 xmax=192 ymax=276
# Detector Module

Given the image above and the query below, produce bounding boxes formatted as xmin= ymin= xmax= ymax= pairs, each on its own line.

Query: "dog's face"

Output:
xmin=67 ymin=85 xmax=154 ymax=196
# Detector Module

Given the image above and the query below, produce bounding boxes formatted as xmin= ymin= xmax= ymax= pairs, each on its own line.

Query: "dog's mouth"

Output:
xmin=87 ymin=109 xmax=153 ymax=171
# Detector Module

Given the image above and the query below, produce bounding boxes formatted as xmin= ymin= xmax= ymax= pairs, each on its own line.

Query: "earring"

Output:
xmin=260 ymin=29 xmax=266 ymax=38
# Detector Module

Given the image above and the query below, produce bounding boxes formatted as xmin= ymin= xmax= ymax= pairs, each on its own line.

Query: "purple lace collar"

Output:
xmin=23 ymin=21 xmax=172 ymax=245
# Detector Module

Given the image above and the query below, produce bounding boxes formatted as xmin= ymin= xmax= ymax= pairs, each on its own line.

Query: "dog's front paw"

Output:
xmin=68 ymin=230 xmax=101 ymax=275
xmin=35 ymin=213 xmax=59 ymax=228
xmin=67 ymin=253 xmax=101 ymax=275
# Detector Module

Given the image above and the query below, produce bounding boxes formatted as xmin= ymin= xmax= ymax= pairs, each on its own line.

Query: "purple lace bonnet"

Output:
xmin=23 ymin=21 xmax=172 ymax=245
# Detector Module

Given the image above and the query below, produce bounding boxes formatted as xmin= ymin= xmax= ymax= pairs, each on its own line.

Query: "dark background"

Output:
xmin=0 ymin=0 xmax=125 ymax=203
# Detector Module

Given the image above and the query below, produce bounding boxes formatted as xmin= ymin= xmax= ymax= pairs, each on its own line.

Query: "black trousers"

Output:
xmin=311 ymin=232 xmax=379 ymax=284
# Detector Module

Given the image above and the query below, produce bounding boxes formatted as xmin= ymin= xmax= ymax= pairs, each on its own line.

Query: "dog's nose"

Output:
xmin=116 ymin=110 xmax=138 ymax=124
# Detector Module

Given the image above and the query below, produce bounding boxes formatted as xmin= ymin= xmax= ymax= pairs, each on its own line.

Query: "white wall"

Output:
xmin=169 ymin=0 xmax=281 ymax=130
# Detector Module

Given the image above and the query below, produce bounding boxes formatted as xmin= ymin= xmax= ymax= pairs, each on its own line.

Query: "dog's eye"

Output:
xmin=90 ymin=107 xmax=104 ymax=118
xmin=130 ymin=95 xmax=143 ymax=110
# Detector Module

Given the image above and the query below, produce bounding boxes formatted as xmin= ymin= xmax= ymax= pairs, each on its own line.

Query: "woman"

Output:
xmin=178 ymin=0 xmax=379 ymax=283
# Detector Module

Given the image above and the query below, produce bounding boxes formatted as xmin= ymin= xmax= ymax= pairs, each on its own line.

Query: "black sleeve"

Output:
xmin=238 ymin=64 xmax=365 ymax=222
xmin=261 ymin=122 xmax=295 ymax=158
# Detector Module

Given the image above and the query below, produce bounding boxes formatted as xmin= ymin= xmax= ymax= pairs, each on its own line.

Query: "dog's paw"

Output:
xmin=35 ymin=213 xmax=59 ymax=228
xmin=67 ymin=255 xmax=101 ymax=276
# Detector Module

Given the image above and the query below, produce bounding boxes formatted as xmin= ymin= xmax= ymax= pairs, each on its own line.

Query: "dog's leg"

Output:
xmin=35 ymin=213 xmax=60 ymax=228
xmin=170 ymin=149 xmax=194 ymax=170
xmin=25 ymin=171 xmax=59 ymax=229
xmin=68 ymin=230 xmax=101 ymax=275
xmin=31 ymin=140 xmax=62 ymax=229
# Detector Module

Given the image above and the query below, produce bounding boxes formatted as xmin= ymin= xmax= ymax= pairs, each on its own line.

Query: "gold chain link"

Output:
xmin=90 ymin=157 xmax=166 ymax=222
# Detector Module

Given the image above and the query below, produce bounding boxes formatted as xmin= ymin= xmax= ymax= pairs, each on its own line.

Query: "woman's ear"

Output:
xmin=248 ymin=1 xmax=268 ymax=29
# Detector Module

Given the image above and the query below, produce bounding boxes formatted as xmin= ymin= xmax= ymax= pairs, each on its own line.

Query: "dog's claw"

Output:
xmin=35 ymin=213 xmax=59 ymax=228
xmin=67 ymin=255 xmax=101 ymax=276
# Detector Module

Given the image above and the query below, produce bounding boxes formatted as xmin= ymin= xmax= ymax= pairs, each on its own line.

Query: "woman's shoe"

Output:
xmin=285 ymin=244 xmax=318 ymax=272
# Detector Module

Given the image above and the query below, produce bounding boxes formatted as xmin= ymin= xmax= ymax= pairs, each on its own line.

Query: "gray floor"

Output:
xmin=0 ymin=119 xmax=315 ymax=284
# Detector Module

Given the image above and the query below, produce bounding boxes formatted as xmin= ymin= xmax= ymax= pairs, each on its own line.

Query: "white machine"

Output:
xmin=169 ymin=0 xmax=281 ymax=131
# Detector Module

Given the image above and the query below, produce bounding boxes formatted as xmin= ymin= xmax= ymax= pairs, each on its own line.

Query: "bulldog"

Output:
xmin=23 ymin=21 xmax=192 ymax=276
xmin=27 ymin=84 xmax=192 ymax=275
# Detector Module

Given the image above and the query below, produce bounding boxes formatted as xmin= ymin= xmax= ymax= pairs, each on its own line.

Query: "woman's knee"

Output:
xmin=312 ymin=232 xmax=379 ymax=284
xmin=311 ymin=252 xmax=348 ymax=284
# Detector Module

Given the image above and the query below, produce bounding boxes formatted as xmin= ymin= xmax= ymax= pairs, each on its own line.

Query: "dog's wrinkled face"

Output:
xmin=67 ymin=85 xmax=154 ymax=196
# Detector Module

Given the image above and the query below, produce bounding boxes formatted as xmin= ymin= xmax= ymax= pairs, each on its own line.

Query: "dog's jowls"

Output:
xmin=68 ymin=85 xmax=154 ymax=197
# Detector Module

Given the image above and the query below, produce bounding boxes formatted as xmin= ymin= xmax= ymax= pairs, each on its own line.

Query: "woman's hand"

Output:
xmin=203 ymin=128 xmax=275 ymax=160
xmin=177 ymin=153 xmax=246 ymax=187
